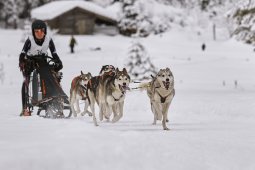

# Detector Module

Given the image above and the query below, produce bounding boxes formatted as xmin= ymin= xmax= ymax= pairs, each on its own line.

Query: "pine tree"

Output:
xmin=0 ymin=2 xmax=4 ymax=20
xmin=201 ymin=0 xmax=210 ymax=11
xmin=118 ymin=0 xmax=153 ymax=37
xmin=229 ymin=0 xmax=255 ymax=44
xmin=1 ymin=0 xmax=55 ymax=28
xmin=126 ymin=41 xmax=157 ymax=81
xmin=3 ymin=0 xmax=20 ymax=29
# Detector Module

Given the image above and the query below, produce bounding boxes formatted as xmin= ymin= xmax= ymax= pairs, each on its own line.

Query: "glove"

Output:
xmin=54 ymin=59 xmax=63 ymax=72
xmin=52 ymin=53 xmax=63 ymax=71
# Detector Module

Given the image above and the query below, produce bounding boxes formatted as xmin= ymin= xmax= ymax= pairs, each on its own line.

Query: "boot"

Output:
xmin=20 ymin=109 xmax=31 ymax=116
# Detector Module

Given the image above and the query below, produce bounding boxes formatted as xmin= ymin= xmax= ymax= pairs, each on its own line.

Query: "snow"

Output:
xmin=31 ymin=0 xmax=117 ymax=21
xmin=0 ymin=27 xmax=255 ymax=170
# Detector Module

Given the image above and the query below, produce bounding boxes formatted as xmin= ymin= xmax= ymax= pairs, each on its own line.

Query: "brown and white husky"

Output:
xmin=86 ymin=65 xmax=116 ymax=126
xmin=70 ymin=71 xmax=92 ymax=117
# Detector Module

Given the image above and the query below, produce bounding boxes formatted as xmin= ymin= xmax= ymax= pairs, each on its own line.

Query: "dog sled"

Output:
xmin=26 ymin=55 xmax=72 ymax=118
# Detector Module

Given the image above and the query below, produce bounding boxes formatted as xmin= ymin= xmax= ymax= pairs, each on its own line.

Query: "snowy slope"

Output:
xmin=0 ymin=28 xmax=255 ymax=170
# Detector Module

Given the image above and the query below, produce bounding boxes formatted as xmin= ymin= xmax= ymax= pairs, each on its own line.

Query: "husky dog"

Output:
xmin=87 ymin=65 xmax=116 ymax=126
xmin=99 ymin=65 xmax=115 ymax=76
xmin=101 ymin=68 xmax=131 ymax=123
xmin=140 ymin=68 xmax=175 ymax=130
xmin=70 ymin=71 xmax=92 ymax=117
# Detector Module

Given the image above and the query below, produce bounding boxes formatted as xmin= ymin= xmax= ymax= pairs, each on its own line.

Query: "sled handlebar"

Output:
xmin=26 ymin=55 xmax=53 ymax=61
xmin=26 ymin=55 xmax=59 ymax=70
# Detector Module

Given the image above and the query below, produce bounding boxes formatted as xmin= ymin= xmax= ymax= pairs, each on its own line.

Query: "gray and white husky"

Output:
xmin=70 ymin=71 xmax=92 ymax=117
xmin=102 ymin=68 xmax=131 ymax=123
xmin=140 ymin=67 xmax=175 ymax=130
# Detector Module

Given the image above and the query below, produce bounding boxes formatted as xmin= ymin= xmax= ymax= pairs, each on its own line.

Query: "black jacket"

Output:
xmin=19 ymin=38 xmax=63 ymax=72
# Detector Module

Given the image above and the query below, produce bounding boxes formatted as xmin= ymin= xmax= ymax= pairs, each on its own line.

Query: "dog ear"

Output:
xmin=116 ymin=68 xmax=119 ymax=72
xmin=99 ymin=66 xmax=105 ymax=74
xmin=112 ymin=65 xmax=116 ymax=70
xmin=166 ymin=67 xmax=170 ymax=71
xmin=81 ymin=71 xmax=84 ymax=75
xmin=123 ymin=68 xmax=127 ymax=74
xmin=88 ymin=72 xmax=92 ymax=77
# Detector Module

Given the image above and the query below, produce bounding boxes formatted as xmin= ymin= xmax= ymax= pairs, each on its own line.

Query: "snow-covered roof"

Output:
xmin=31 ymin=0 xmax=117 ymax=22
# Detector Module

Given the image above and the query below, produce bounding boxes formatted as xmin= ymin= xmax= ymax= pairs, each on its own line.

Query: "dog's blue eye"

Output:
xmin=162 ymin=75 xmax=165 ymax=77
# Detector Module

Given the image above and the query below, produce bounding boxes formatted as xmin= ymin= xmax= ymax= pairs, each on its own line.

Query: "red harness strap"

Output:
xmin=41 ymin=79 xmax=46 ymax=96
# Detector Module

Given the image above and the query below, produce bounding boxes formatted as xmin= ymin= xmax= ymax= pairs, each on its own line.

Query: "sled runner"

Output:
xmin=26 ymin=55 xmax=72 ymax=118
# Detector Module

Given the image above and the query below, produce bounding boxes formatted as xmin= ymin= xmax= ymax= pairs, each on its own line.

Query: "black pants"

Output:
xmin=70 ymin=46 xmax=74 ymax=53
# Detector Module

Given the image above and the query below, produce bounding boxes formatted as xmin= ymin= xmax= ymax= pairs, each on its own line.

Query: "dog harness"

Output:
xmin=72 ymin=76 xmax=88 ymax=100
xmin=155 ymin=89 xmax=175 ymax=103
xmin=157 ymin=92 xmax=169 ymax=103
xmin=79 ymin=85 xmax=87 ymax=100
xmin=112 ymin=91 xmax=125 ymax=101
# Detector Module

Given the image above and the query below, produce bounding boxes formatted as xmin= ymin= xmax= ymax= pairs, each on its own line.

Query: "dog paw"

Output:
xmin=163 ymin=127 xmax=170 ymax=130
xmin=112 ymin=118 xmax=118 ymax=123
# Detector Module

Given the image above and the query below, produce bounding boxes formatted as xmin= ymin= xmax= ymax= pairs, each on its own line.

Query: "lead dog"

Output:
xmin=70 ymin=71 xmax=92 ymax=117
xmin=140 ymin=68 xmax=175 ymax=130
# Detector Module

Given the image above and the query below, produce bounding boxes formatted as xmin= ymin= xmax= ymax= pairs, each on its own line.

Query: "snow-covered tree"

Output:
xmin=228 ymin=0 xmax=255 ymax=44
xmin=0 ymin=0 xmax=55 ymax=28
xmin=118 ymin=0 xmax=153 ymax=37
xmin=0 ymin=2 xmax=4 ymax=20
xmin=2 ymin=0 xmax=20 ymax=29
xmin=201 ymin=0 xmax=210 ymax=11
xmin=126 ymin=41 xmax=157 ymax=81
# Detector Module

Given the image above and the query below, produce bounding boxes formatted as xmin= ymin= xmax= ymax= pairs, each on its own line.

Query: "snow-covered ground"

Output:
xmin=0 ymin=28 xmax=255 ymax=170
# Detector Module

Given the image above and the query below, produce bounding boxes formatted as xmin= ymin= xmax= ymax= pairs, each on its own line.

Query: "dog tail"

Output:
xmin=138 ymin=82 xmax=151 ymax=91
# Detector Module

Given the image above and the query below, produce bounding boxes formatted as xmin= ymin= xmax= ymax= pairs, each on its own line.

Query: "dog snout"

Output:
xmin=166 ymin=78 xmax=169 ymax=82
xmin=123 ymin=82 xmax=126 ymax=86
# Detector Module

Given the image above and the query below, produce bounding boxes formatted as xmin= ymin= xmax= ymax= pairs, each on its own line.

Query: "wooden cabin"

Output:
xmin=31 ymin=1 xmax=117 ymax=35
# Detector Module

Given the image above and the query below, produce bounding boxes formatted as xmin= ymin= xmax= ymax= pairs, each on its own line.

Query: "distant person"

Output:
xmin=201 ymin=43 xmax=206 ymax=51
xmin=69 ymin=35 xmax=77 ymax=53
xmin=222 ymin=80 xmax=226 ymax=86
xmin=234 ymin=80 xmax=238 ymax=88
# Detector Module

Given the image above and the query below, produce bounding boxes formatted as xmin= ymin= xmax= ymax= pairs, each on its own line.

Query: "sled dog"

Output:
xmin=140 ymin=67 xmax=175 ymax=130
xmin=87 ymin=65 xmax=116 ymax=126
xmin=70 ymin=71 xmax=92 ymax=117
xmin=100 ymin=68 xmax=131 ymax=123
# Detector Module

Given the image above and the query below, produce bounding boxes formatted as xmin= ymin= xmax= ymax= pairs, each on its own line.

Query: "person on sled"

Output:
xmin=19 ymin=20 xmax=63 ymax=116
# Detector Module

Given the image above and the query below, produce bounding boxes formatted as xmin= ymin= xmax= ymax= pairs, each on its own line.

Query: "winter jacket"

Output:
xmin=19 ymin=35 xmax=62 ymax=73
xmin=69 ymin=37 xmax=76 ymax=47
